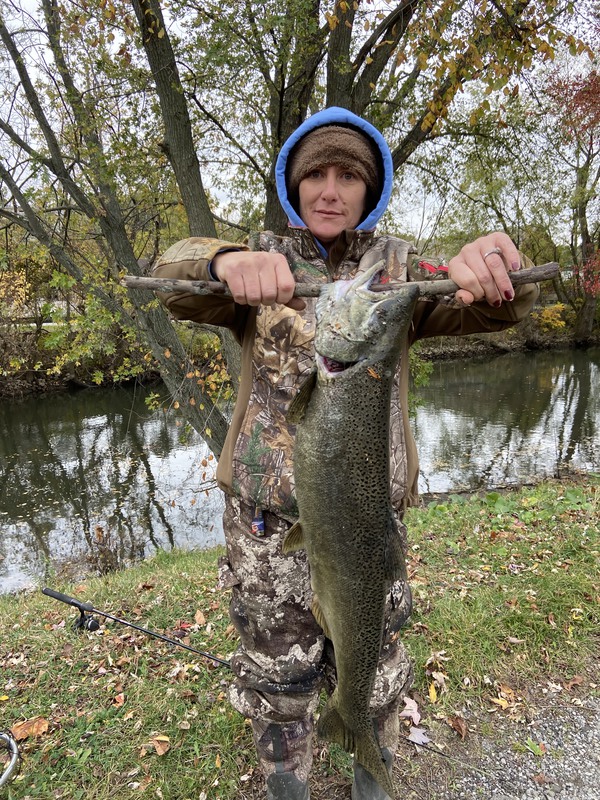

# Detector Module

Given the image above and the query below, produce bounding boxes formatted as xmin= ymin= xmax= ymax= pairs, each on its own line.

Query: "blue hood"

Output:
xmin=275 ymin=107 xmax=393 ymax=250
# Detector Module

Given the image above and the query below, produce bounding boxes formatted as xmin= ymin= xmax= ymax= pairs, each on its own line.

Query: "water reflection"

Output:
xmin=1 ymin=348 xmax=598 ymax=594
xmin=0 ymin=387 xmax=224 ymax=593
xmin=413 ymin=347 xmax=600 ymax=494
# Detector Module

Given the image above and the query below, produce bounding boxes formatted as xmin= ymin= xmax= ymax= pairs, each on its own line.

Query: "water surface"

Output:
xmin=1 ymin=347 xmax=598 ymax=593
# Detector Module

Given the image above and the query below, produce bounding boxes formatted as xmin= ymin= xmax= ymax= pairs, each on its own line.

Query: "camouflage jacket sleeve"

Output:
xmin=152 ymin=237 xmax=250 ymax=337
xmin=410 ymin=253 xmax=540 ymax=342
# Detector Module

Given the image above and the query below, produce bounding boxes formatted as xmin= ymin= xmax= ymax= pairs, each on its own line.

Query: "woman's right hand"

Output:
xmin=211 ymin=251 xmax=305 ymax=310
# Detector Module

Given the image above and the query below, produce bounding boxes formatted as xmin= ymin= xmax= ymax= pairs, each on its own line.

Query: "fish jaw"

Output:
xmin=314 ymin=266 xmax=419 ymax=374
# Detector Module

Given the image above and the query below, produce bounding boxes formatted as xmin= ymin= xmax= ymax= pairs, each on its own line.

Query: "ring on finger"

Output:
xmin=483 ymin=247 xmax=503 ymax=260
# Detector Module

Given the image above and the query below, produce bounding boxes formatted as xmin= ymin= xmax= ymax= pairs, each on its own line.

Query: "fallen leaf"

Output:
xmin=399 ymin=696 xmax=421 ymax=726
xmin=151 ymin=735 xmax=171 ymax=756
xmin=215 ymin=753 xmax=222 ymax=768
xmin=428 ymin=682 xmax=438 ymax=703
xmin=11 ymin=716 xmax=49 ymax=741
xmin=447 ymin=715 xmax=468 ymax=740
xmin=564 ymin=675 xmax=584 ymax=691
xmin=407 ymin=726 xmax=431 ymax=746
xmin=195 ymin=609 xmax=206 ymax=626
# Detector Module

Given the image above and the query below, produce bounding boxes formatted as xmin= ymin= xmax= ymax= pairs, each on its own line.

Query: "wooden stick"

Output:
xmin=122 ymin=262 xmax=559 ymax=299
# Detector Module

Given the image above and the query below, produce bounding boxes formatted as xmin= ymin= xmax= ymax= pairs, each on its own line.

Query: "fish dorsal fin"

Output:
xmin=287 ymin=369 xmax=317 ymax=424
xmin=385 ymin=514 xmax=408 ymax=584
xmin=311 ymin=594 xmax=333 ymax=639
xmin=282 ymin=521 xmax=305 ymax=553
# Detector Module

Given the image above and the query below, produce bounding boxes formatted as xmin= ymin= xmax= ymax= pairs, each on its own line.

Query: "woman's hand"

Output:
xmin=448 ymin=233 xmax=521 ymax=307
xmin=211 ymin=251 xmax=305 ymax=310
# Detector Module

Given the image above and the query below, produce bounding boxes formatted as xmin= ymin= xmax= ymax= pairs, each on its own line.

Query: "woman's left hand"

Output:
xmin=448 ymin=233 xmax=521 ymax=307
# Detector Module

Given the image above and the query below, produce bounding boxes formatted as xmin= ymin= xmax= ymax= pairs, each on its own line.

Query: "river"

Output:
xmin=1 ymin=347 xmax=598 ymax=593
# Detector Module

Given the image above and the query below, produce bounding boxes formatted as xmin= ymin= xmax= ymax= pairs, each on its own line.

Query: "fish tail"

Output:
xmin=318 ymin=697 xmax=395 ymax=798
xmin=354 ymin=735 xmax=395 ymax=799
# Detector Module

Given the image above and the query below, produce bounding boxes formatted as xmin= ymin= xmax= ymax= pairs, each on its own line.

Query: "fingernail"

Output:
xmin=504 ymin=290 xmax=514 ymax=301
xmin=511 ymin=261 xmax=520 ymax=271
xmin=493 ymin=299 xmax=502 ymax=308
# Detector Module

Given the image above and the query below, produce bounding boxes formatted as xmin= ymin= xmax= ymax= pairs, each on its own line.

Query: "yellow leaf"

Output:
xmin=0 ymin=695 xmax=8 ymax=702
xmin=215 ymin=753 xmax=222 ymax=768
xmin=428 ymin=682 xmax=437 ymax=703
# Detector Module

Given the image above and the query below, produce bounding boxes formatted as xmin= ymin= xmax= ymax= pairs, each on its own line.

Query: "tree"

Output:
xmin=387 ymin=41 xmax=598 ymax=342
xmin=546 ymin=67 xmax=600 ymax=342
xmin=0 ymin=0 xmax=228 ymax=451
xmin=172 ymin=0 xmax=587 ymax=233
xmin=0 ymin=0 xmax=590 ymax=458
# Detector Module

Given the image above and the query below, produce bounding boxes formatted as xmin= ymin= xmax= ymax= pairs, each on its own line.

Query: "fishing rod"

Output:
xmin=121 ymin=262 xmax=559 ymax=299
xmin=0 ymin=731 xmax=20 ymax=788
xmin=42 ymin=588 xmax=322 ymax=694
xmin=41 ymin=587 xmax=231 ymax=669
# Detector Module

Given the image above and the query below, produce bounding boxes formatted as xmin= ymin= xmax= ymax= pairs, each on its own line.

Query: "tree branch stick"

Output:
xmin=122 ymin=263 xmax=559 ymax=300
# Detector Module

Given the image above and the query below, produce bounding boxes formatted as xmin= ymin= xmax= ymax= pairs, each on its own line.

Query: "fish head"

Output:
xmin=314 ymin=264 xmax=420 ymax=378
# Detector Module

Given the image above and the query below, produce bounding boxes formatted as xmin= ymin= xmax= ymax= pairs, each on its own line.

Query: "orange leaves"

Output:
xmin=11 ymin=716 xmax=49 ymax=741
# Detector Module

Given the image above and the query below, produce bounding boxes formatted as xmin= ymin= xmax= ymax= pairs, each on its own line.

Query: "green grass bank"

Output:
xmin=1 ymin=475 xmax=598 ymax=799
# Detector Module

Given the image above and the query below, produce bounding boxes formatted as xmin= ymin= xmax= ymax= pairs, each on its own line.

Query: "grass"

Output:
xmin=1 ymin=475 xmax=598 ymax=799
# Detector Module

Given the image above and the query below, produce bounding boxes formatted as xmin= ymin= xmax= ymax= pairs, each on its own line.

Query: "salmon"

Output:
xmin=285 ymin=265 xmax=419 ymax=797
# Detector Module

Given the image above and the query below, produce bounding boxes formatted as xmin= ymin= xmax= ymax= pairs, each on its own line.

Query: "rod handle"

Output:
xmin=42 ymin=587 xmax=94 ymax=613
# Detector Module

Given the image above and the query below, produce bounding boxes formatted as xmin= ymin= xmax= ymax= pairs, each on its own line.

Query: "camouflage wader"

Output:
xmin=217 ymin=495 xmax=414 ymax=785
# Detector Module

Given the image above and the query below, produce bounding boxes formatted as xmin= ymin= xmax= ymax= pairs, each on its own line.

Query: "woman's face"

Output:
xmin=298 ymin=165 xmax=367 ymax=247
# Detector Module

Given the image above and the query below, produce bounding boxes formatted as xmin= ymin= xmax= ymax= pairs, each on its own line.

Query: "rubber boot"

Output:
xmin=253 ymin=720 xmax=312 ymax=800
xmin=266 ymin=771 xmax=310 ymax=800
xmin=351 ymin=748 xmax=393 ymax=800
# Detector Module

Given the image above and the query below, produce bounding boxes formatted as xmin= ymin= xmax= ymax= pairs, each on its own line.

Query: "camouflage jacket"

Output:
xmin=153 ymin=229 xmax=538 ymax=517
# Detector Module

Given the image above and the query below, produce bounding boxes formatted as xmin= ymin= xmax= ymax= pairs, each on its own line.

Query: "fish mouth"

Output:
xmin=320 ymin=355 xmax=356 ymax=374
xmin=318 ymin=353 xmax=361 ymax=376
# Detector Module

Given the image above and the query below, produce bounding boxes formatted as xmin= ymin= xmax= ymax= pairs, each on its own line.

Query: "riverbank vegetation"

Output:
xmin=1 ymin=474 xmax=597 ymax=799
xmin=0 ymin=1 xmax=598 ymax=450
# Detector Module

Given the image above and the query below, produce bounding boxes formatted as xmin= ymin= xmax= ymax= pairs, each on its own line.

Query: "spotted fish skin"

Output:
xmin=285 ymin=266 xmax=419 ymax=798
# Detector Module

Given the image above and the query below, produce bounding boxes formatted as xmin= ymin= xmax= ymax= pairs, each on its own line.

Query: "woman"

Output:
xmin=153 ymin=107 xmax=538 ymax=799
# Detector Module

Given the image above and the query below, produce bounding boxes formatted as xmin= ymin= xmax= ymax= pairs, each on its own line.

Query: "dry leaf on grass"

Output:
xmin=11 ymin=716 xmax=49 ymax=741
xmin=151 ymin=735 xmax=171 ymax=756
xmin=446 ymin=715 xmax=468 ymax=739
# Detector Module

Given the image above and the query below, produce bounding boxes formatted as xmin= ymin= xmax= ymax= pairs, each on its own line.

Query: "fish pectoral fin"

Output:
xmin=287 ymin=369 xmax=317 ymax=424
xmin=282 ymin=521 xmax=305 ymax=553
xmin=311 ymin=594 xmax=333 ymax=639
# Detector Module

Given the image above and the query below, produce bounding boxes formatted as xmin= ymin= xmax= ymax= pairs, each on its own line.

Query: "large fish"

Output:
xmin=285 ymin=265 xmax=419 ymax=798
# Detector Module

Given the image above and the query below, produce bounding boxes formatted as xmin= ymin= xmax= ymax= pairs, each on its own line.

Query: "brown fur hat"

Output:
xmin=287 ymin=125 xmax=380 ymax=194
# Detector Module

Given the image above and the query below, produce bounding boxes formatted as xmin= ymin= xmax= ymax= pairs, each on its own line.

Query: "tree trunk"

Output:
xmin=574 ymin=294 xmax=598 ymax=345
xmin=131 ymin=0 xmax=217 ymax=238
